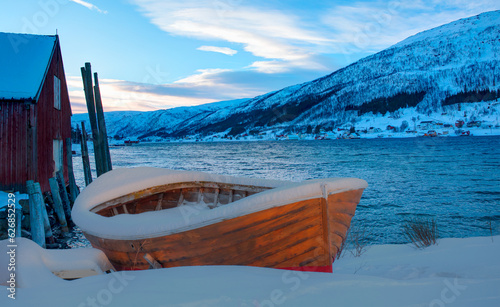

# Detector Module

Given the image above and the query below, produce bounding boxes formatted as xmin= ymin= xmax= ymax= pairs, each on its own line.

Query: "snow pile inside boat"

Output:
xmin=0 ymin=238 xmax=113 ymax=288
xmin=72 ymin=167 xmax=368 ymax=240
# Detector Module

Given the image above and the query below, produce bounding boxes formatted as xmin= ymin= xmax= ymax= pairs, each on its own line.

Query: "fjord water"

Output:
xmin=74 ymin=136 xmax=500 ymax=244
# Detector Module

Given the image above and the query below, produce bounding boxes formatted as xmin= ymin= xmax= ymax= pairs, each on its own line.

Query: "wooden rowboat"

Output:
xmin=72 ymin=168 xmax=367 ymax=273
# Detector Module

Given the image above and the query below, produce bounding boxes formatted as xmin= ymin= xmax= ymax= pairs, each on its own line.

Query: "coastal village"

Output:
xmin=124 ymin=101 xmax=499 ymax=143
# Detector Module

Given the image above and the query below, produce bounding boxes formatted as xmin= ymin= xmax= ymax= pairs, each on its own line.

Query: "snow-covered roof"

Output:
xmin=0 ymin=32 xmax=57 ymax=101
xmin=72 ymin=167 xmax=368 ymax=240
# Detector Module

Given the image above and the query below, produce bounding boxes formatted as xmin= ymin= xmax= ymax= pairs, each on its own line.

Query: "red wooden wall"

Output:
xmin=0 ymin=100 xmax=33 ymax=192
xmin=0 ymin=37 xmax=72 ymax=193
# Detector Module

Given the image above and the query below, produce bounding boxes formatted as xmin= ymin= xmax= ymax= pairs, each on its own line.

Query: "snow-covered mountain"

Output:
xmin=72 ymin=98 xmax=248 ymax=139
xmin=73 ymin=11 xmax=500 ymax=139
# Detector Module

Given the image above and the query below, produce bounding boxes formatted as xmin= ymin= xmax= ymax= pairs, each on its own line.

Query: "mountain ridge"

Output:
xmin=73 ymin=10 xmax=500 ymax=139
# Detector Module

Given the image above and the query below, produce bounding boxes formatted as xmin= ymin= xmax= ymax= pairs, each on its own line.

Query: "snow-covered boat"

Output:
xmin=72 ymin=168 xmax=367 ymax=273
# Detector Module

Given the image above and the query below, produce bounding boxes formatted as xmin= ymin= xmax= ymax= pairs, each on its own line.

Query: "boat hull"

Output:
xmin=83 ymin=188 xmax=364 ymax=272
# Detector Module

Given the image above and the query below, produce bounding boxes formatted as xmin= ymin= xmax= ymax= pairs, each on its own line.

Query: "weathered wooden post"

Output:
xmin=80 ymin=121 xmax=93 ymax=186
xmin=34 ymin=182 xmax=55 ymax=244
xmin=94 ymin=72 xmax=112 ymax=172
xmin=66 ymin=138 xmax=80 ymax=202
xmin=26 ymin=180 xmax=45 ymax=247
xmin=56 ymin=170 xmax=72 ymax=224
xmin=49 ymin=177 xmax=69 ymax=233
xmin=81 ymin=62 xmax=104 ymax=176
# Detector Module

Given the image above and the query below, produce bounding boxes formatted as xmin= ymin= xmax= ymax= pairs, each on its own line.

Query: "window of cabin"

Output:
xmin=53 ymin=139 xmax=63 ymax=177
xmin=54 ymin=75 xmax=61 ymax=110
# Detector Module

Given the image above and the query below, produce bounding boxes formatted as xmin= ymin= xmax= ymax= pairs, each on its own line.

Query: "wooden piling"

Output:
xmin=66 ymin=137 xmax=79 ymax=203
xmin=34 ymin=182 xmax=55 ymax=244
xmin=93 ymin=72 xmax=112 ymax=172
xmin=80 ymin=121 xmax=93 ymax=186
xmin=56 ymin=170 xmax=72 ymax=225
xmin=81 ymin=63 xmax=104 ymax=177
xmin=49 ymin=177 xmax=69 ymax=233
xmin=26 ymin=180 xmax=45 ymax=248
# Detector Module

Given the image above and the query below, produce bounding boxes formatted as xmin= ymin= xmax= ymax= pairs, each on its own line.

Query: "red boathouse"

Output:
xmin=0 ymin=32 xmax=72 ymax=193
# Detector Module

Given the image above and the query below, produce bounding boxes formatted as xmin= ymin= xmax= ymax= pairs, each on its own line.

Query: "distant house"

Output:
xmin=420 ymin=121 xmax=434 ymax=129
xmin=0 ymin=33 xmax=72 ymax=193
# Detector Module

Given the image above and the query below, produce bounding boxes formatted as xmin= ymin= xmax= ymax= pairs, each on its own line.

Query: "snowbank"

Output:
xmin=72 ymin=167 xmax=368 ymax=240
xmin=0 ymin=238 xmax=113 ymax=288
xmin=1 ymin=236 xmax=498 ymax=306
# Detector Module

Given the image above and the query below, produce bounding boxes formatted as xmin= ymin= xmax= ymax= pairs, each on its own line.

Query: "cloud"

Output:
xmin=68 ymin=76 xmax=214 ymax=113
xmin=320 ymin=0 xmax=500 ymax=54
xmin=197 ymin=46 xmax=237 ymax=56
xmin=67 ymin=69 xmax=262 ymax=113
xmin=131 ymin=0 xmax=500 ymax=74
xmin=69 ymin=0 xmax=107 ymax=14
xmin=130 ymin=0 xmax=335 ymax=73
xmin=67 ymin=66 xmax=327 ymax=112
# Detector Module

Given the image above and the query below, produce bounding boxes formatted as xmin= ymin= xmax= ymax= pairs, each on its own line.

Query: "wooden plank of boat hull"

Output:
xmin=96 ymin=207 xmax=322 ymax=268
xmin=164 ymin=214 xmax=323 ymax=268
xmin=274 ymin=247 xmax=330 ymax=269
xmin=90 ymin=198 xmax=321 ymax=266
xmin=85 ymin=198 xmax=327 ymax=270
xmin=328 ymin=213 xmax=351 ymax=249
xmin=158 ymin=199 xmax=315 ymax=250
xmin=327 ymin=189 xmax=363 ymax=216
xmin=243 ymin=232 xmax=329 ymax=268
xmin=133 ymin=194 xmax=159 ymax=213
xmin=136 ymin=207 xmax=322 ymax=269
xmin=326 ymin=188 xmax=364 ymax=252
xmin=160 ymin=220 xmax=328 ymax=267
xmin=150 ymin=200 xmax=320 ymax=257
xmin=84 ymin=188 xmax=364 ymax=270
xmin=329 ymin=232 xmax=345 ymax=257
xmin=243 ymin=199 xmax=330 ymax=269
xmin=183 ymin=187 xmax=201 ymax=203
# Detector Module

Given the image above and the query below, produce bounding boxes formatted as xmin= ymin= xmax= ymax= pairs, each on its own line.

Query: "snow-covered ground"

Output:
xmin=1 ymin=236 xmax=499 ymax=306
xmin=346 ymin=101 xmax=500 ymax=139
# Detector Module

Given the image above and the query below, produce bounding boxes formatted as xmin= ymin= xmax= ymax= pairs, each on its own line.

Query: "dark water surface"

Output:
xmin=73 ymin=136 xmax=500 ymax=244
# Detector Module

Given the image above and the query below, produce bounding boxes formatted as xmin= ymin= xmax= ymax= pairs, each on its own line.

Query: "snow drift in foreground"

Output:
xmin=1 ymin=236 xmax=499 ymax=306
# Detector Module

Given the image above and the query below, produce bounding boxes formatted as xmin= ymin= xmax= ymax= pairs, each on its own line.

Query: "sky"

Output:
xmin=1 ymin=0 xmax=499 ymax=113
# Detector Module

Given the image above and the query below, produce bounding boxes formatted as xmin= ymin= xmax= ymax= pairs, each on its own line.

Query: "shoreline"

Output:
xmin=109 ymin=130 xmax=500 ymax=145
